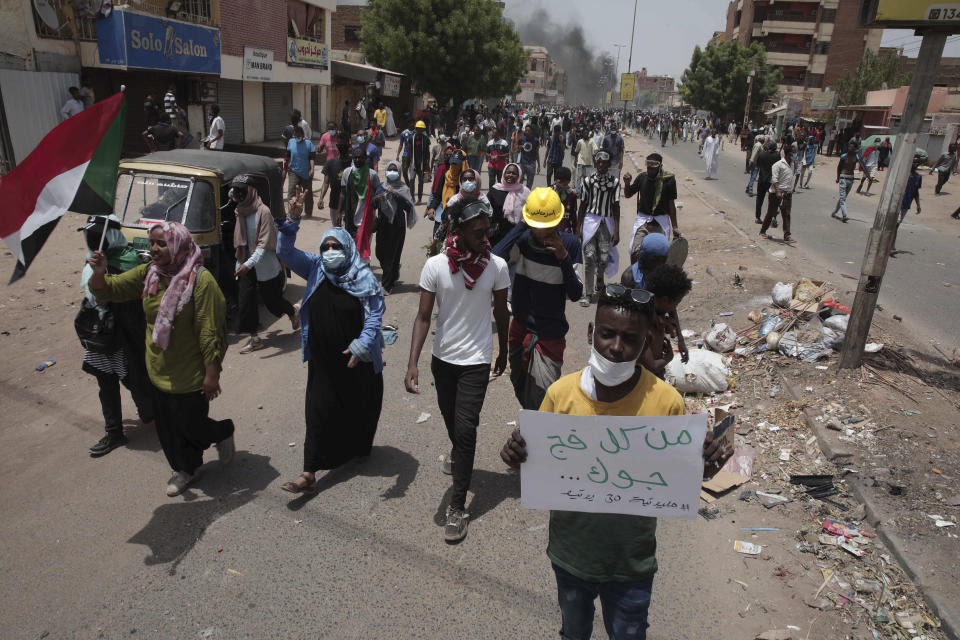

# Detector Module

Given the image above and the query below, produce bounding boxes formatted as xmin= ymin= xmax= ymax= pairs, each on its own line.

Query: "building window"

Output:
xmin=807 ymin=74 xmax=824 ymax=88
xmin=735 ymin=9 xmax=742 ymax=27
xmin=820 ymin=8 xmax=836 ymax=22
xmin=531 ymin=59 xmax=537 ymax=71
xmin=815 ymin=41 xmax=830 ymax=55
xmin=344 ymin=26 xmax=361 ymax=42
xmin=308 ymin=10 xmax=325 ymax=41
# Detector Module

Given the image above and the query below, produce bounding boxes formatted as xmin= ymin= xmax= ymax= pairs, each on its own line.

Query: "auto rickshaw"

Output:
xmin=113 ymin=150 xmax=284 ymax=313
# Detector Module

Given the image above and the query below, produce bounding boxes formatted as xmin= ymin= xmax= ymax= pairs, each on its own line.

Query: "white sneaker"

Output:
xmin=216 ymin=435 xmax=235 ymax=465
xmin=166 ymin=471 xmax=195 ymax=496
xmin=578 ymin=297 xmax=590 ymax=307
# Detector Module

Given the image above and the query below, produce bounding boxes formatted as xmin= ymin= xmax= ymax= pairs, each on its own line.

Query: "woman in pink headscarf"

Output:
xmin=487 ymin=162 xmax=530 ymax=247
xmin=89 ymin=221 xmax=235 ymax=498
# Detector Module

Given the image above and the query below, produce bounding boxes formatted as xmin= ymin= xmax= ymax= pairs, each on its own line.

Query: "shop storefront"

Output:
xmin=92 ymin=9 xmax=221 ymax=155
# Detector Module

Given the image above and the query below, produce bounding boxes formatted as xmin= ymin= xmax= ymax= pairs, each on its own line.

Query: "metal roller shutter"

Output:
xmin=263 ymin=83 xmax=292 ymax=140
xmin=218 ymin=79 xmax=243 ymax=144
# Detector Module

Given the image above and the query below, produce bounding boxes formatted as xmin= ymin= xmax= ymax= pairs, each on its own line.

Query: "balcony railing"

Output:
xmin=763 ymin=42 xmax=813 ymax=54
xmin=763 ymin=11 xmax=818 ymax=23
xmin=32 ymin=0 xmax=216 ymax=42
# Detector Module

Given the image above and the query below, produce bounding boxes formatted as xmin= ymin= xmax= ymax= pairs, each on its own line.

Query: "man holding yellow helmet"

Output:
xmin=493 ymin=188 xmax=583 ymax=410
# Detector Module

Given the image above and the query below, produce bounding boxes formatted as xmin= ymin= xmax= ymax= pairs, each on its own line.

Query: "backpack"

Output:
xmin=75 ymin=298 xmax=119 ymax=354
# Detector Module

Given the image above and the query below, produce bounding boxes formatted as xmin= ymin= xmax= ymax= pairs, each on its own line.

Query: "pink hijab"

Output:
xmin=492 ymin=162 xmax=530 ymax=224
xmin=143 ymin=221 xmax=203 ymax=350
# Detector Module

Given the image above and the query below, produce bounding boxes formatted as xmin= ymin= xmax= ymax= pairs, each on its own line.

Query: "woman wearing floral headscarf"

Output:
xmin=89 ymin=221 xmax=234 ymax=497
xmin=277 ymin=221 xmax=385 ymax=493
xmin=375 ymin=160 xmax=416 ymax=292
xmin=487 ymin=162 xmax=530 ymax=246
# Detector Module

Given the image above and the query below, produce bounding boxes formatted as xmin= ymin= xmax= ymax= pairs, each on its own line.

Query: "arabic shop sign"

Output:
xmin=518 ymin=410 xmax=707 ymax=518
xmin=287 ymin=37 xmax=328 ymax=70
xmin=859 ymin=0 xmax=960 ymax=27
xmin=96 ymin=9 xmax=221 ymax=74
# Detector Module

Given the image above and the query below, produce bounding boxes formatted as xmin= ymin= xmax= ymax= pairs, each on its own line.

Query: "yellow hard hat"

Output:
xmin=522 ymin=187 xmax=564 ymax=229
xmin=415 ymin=120 xmax=426 ymax=129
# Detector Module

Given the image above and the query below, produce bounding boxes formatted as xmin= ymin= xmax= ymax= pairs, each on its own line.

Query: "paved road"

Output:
xmin=635 ymin=133 xmax=960 ymax=350
xmin=0 ymin=134 xmax=925 ymax=640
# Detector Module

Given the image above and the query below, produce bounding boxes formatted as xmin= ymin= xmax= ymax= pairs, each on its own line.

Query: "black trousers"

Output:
xmin=431 ymin=356 xmax=490 ymax=511
xmin=546 ymin=163 xmax=562 ymax=186
xmin=93 ymin=368 xmax=155 ymax=436
xmin=237 ymin=269 xmax=295 ymax=335
xmin=936 ymin=170 xmax=950 ymax=194
xmin=488 ymin=167 xmax=503 ymax=187
xmin=755 ymin=180 xmax=771 ymax=220
xmin=402 ymin=157 xmax=426 ymax=201
xmin=155 ymin=389 xmax=234 ymax=474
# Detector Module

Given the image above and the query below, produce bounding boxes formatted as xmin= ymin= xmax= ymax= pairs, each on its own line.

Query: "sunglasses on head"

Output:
xmin=645 ymin=160 xmax=661 ymax=168
xmin=601 ymin=284 xmax=654 ymax=306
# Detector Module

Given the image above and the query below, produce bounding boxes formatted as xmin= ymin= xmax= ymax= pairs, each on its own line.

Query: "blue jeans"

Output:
xmin=746 ymin=165 xmax=759 ymax=193
xmin=832 ymin=176 xmax=854 ymax=218
xmin=553 ymin=564 xmax=654 ymax=640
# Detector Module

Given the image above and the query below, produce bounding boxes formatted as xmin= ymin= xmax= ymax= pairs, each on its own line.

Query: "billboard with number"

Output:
xmin=859 ymin=0 xmax=960 ymax=27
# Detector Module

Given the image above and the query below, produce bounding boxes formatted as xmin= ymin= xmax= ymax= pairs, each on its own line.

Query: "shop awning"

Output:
xmin=331 ymin=59 xmax=403 ymax=83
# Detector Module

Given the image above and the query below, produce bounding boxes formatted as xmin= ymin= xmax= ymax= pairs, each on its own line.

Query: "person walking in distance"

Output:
xmin=203 ymin=104 xmax=225 ymax=150
xmin=545 ymin=126 xmax=566 ymax=187
xmin=831 ymin=141 xmax=867 ymax=223
xmin=316 ymin=121 xmax=340 ymax=213
xmin=857 ymin=137 xmax=881 ymax=195
xmin=405 ymin=198 xmax=511 ymax=542
xmin=798 ymin=135 xmax=817 ymax=189
xmin=60 ymin=86 xmax=85 ymax=120
xmin=577 ymin=151 xmax=621 ymax=307
xmin=284 ymin=126 xmax=316 ymax=218
xmin=892 ymin=156 xmax=922 ymax=253
xmin=760 ymin=146 xmax=796 ymax=243
xmin=517 ymin=125 xmax=541 ymax=189
xmin=754 ymin=141 xmax=779 ymax=224
xmin=745 ymin=134 xmax=764 ymax=196
xmin=702 ymin=129 xmax=720 ymax=180
xmin=932 ymin=143 xmax=957 ymax=195
xmin=486 ymin=126 xmax=510 ymax=187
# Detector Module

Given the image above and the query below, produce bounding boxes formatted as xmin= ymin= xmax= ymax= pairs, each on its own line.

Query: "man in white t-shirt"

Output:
xmin=204 ymin=104 xmax=225 ymax=150
xmin=405 ymin=198 xmax=511 ymax=543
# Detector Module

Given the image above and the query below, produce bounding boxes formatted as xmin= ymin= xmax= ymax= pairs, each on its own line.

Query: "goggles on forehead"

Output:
xmin=460 ymin=199 xmax=492 ymax=224
xmin=595 ymin=151 xmax=611 ymax=162
xmin=600 ymin=284 xmax=654 ymax=306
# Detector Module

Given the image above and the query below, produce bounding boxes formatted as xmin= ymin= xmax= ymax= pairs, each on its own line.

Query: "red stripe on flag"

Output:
xmin=354 ymin=177 xmax=376 ymax=261
xmin=0 ymin=92 xmax=124 ymax=238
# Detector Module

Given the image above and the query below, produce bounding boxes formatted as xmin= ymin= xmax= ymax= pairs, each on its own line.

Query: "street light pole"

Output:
xmin=743 ymin=60 xmax=756 ymax=131
xmin=624 ymin=0 xmax=637 ymax=115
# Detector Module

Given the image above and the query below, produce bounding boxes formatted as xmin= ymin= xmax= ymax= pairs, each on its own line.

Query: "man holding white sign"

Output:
xmin=501 ymin=287 xmax=731 ymax=640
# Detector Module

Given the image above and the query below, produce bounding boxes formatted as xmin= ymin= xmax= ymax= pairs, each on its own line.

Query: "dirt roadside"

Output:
xmin=624 ymin=132 xmax=960 ymax=638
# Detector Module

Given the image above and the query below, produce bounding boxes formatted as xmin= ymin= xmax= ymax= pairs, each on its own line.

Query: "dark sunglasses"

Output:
xmin=601 ymin=284 xmax=653 ymax=305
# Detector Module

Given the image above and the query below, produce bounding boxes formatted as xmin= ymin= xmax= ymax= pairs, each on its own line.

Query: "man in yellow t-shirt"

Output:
xmin=374 ymin=103 xmax=387 ymax=129
xmin=501 ymin=285 xmax=732 ymax=640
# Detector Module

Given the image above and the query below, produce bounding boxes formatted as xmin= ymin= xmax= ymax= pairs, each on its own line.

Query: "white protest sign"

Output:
xmin=519 ymin=409 xmax=707 ymax=519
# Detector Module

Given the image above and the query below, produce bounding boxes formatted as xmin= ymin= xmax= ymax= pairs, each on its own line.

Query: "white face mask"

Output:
xmin=321 ymin=249 xmax=347 ymax=271
xmin=588 ymin=345 xmax=639 ymax=387
xmin=386 ymin=170 xmax=400 ymax=181
xmin=461 ymin=180 xmax=477 ymax=193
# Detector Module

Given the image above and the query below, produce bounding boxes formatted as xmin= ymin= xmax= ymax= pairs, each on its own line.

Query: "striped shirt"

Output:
xmin=581 ymin=172 xmax=621 ymax=218
xmin=163 ymin=91 xmax=177 ymax=116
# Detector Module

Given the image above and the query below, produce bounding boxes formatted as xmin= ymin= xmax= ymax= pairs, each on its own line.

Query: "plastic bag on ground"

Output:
xmin=821 ymin=326 xmax=845 ymax=350
xmin=823 ymin=314 xmax=849 ymax=332
xmin=665 ymin=349 xmax=731 ymax=394
xmin=772 ymin=282 xmax=793 ymax=307
xmin=778 ymin=331 xmax=833 ymax=362
xmin=795 ymin=278 xmax=820 ymax=302
xmin=704 ymin=323 xmax=736 ymax=353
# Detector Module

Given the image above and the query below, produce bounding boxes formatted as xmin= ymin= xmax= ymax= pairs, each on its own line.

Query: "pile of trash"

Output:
xmin=691 ymin=277 xmax=886 ymax=363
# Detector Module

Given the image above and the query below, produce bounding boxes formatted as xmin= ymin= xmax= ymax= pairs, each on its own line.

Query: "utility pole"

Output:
xmin=839 ymin=30 xmax=948 ymax=368
xmin=742 ymin=58 xmax=756 ymax=131
xmin=624 ymin=0 xmax=638 ymax=115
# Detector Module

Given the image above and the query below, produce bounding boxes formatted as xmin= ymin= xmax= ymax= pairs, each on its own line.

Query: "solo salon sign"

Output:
xmin=97 ymin=9 xmax=221 ymax=74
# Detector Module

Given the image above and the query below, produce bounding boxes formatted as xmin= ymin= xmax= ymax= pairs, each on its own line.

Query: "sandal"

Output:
xmin=281 ymin=472 xmax=317 ymax=493
xmin=291 ymin=304 xmax=301 ymax=331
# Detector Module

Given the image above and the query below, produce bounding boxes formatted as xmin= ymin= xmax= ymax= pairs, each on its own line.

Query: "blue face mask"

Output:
xmin=321 ymin=249 xmax=347 ymax=272
xmin=461 ymin=180 xmax=477 ymax=193
xmin=386 ymin=170 xmax=400 ymax=181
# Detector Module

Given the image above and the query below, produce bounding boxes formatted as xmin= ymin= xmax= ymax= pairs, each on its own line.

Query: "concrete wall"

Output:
xmin=243 ymin=81 xmax=265 ymax=143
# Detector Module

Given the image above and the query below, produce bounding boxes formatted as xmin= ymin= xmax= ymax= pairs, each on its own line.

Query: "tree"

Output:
xmin=678 ymin=40 xmax=781 ymax=121
xmin=361 ymin=0 xmax=526 ymax=105
xmin=836 ymin=49 xmax=911 ymax=106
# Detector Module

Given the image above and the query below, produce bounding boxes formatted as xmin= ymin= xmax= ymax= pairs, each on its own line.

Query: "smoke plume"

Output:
xmin=510 ymin=9 xmax=615 ymax=105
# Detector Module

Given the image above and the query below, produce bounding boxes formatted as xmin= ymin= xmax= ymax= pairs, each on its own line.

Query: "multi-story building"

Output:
xmin=632 ymin=68 xmax=676 ymax=108
xmin=0 ymin=0 xmax=335 ymax=164
xmin=723 ymin=0 xmax=882 ymax=92
xmin=516 ymin=45 xmax=566 ymax=106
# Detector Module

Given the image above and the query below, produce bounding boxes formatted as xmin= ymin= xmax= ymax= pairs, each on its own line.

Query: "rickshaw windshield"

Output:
xmin=119 ymin=174 xmax=192 ymax=227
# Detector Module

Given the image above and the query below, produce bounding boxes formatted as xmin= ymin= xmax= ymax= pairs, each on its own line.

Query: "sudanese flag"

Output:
xmin=0 ymin=90 xmax=126 ymax=283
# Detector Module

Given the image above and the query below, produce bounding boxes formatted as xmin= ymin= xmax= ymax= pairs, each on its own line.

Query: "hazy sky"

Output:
xmin=504 ymin=0 xmax=960 ymax=82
